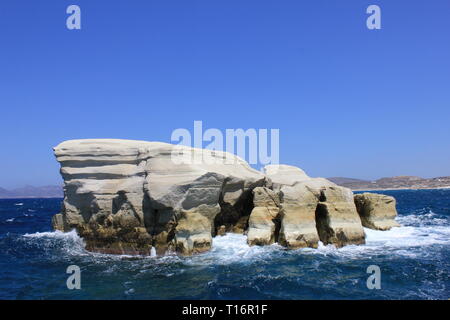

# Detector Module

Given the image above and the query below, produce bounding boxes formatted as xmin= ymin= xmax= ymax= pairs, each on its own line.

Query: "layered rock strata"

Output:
xmin=52 ymin=139 xmax=265 ymax=255
xmin=264 ymin=165 xmax=365 ymax=248
xmin=52 ymin=139 xmax=397 ymax=256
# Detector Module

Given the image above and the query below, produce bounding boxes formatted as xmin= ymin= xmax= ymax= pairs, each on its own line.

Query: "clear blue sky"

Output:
xmin=1 ymin=0 xmax=449 ymax=188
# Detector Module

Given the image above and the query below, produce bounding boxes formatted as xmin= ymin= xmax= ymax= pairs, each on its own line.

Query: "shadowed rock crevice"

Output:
xmin=214 ymin=183 xmax=255 ymax=236
xmin=143 ymin=193 xmax=177 ymax=255
xmin=112 ymin=191 xmax=142 ymax=223
xmin=272 ymin=212 xmax=282 ymax=243
xmin=112 ymin=191 xmax=128 ymax=214
xmin=314 ymin=202 xmax=334 ymax=245
xmin=319 ymin=189 xmax=327 ymax=202
xmin=63 ymin=184 xmax=97 ymax=225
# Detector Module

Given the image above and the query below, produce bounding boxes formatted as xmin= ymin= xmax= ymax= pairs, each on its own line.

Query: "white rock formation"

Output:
xmin=52 ymin=140 xmax=395 ymax=256
xmin=354 ymin=193 xmax=400 ymax=230
xmin=247 ymin=187 xmax=281 ymax=246
xmin=52 ymin=139 xmax=265 ymax=255
xmin=264 ymin=165 xmax=365 ymax=248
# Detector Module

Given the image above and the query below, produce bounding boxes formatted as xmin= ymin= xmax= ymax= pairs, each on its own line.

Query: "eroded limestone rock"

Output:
xmin=315 ymin=186 xmax=365 ymax=247
xmin=276 ymin=181 xmax=321 ymax=248
xmin=247 ymin=187 xmax=281 ymax=246
xmin=264 ymin=165 xmax=365 ymax=248
xmin=354 ymin=193 xmax=400 ymax=230
xmin=53 ymin=139 xmax=265 ymax=256
xmin=53 ymin=140 xmax=394 ymax=256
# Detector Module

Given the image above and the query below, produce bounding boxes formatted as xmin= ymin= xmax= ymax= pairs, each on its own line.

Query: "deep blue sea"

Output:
xmin=0 ymin=189 xmax=449 ymax=300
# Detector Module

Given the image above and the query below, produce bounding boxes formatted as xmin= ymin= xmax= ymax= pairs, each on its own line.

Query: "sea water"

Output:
xmin=0 ymin=189 xmax=449 ymax=299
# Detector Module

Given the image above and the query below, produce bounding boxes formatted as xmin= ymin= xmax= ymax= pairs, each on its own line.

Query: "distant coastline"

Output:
xmin=0 ymin=185 xmax=63 ymax=199
xmin=327 ymin=176 xmax=450 ymax=192
xmin=352 ymin=186 xmax=450 ymax=192
xmin=1 ymin=175 xmax=450 ymax=199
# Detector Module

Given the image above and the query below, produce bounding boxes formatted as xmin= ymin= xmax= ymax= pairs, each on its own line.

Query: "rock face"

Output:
xmin=264 ymin=165 xmax=365 ymax=248
xmin=52 ymin=139 xmax=265 ymax=255
xmin=354 ymin=193 xmax=400 ymax=230
xmin=53 ymin=139 xmax=395 ymax=256
xmin=246 ymin=187 xmax=281 ymax=246
xmin=314 ymin=186 xmax=365 ymax=247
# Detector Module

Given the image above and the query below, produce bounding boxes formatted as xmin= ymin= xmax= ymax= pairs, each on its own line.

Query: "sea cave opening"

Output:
xmin=213 ymin=188 xmax=254 ymax=237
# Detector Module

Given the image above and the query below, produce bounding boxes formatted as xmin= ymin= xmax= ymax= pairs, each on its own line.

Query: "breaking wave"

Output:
xmin=18 ymin=208 xmax=449 ymax=265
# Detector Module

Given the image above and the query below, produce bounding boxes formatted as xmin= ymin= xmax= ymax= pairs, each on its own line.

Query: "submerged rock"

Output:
xmin=52 ymin=139 xmax=395 ymax=256
xmin=354 ymin=193 xmax=400 ymax=230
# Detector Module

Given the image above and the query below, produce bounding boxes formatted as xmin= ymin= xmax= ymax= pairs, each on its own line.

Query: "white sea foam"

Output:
xmin=305 ymin=212 xmax=450 ymax=258
xmin=19 ymin=210 xmax=449 ymax=263
xmin=194 ymin=211 xmax=450 ymax=262
xmin=14 ymin=203 xmax=23 ymax=206
xmin=22 ymin=229 xmax=87 ymax=256
xmin=124 ymin=288 xmax=135 ymax=295
xmin=397 ymin=211 xmax=447 ymax=226
xmin=186 ymin=233 xmax=282 ymax=266
xmin=365 ymin=225 xmax=450 ymax=248
xmin=6 ymin=218 xmax=15 ymax=222
xmin=23 ymin=229 xmax=80 ymax=240
xmin=22 ymin=230 xmax=170 ymax=262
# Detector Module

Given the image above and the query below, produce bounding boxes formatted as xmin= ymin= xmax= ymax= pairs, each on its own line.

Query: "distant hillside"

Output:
xmin=0 ymin=185 xmax=63 ymax=199
xmin=328 ymin=176 xmax=450 ymax=190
